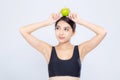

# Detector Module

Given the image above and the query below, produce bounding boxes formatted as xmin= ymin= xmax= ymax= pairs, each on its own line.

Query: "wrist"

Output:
xmin=46 ymin=19 xmax=54 ymax=25
xmin=77 ymin=19 xmax=86 ymax=25
xmin=43 ymin=19 xmax=52 ymax=26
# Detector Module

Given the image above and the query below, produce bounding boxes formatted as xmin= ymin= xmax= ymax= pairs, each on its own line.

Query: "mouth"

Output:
xmin=58 ymin=36 xmax=65 ymax=39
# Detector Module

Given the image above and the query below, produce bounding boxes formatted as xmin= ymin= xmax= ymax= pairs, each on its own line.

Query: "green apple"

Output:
xmin=61 ymin=8 xmax=70 ymax=16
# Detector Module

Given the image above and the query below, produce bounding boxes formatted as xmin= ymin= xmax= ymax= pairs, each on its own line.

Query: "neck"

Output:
xmin=57 ymin=41 xmax=72 ymax=49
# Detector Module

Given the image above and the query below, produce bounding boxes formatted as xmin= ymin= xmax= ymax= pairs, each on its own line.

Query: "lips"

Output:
xmin=58 ymin=36 xmax=65 ymax=39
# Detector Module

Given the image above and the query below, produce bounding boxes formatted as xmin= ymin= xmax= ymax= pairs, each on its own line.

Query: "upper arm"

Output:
xmin=20 ymin=29 xmax=52 ymax=57
xmin=78 ymin=32 xmax=107 ymax=61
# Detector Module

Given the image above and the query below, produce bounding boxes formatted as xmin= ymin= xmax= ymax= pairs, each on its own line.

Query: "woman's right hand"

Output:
xmin=47 ymin=13 xmax=62 ymax=25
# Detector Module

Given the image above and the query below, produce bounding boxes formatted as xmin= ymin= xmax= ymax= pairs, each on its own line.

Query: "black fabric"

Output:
xmin=48 ymin=45 xmax=81 ymax=78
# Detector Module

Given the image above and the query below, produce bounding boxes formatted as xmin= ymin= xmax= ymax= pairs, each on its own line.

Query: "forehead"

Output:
xmin=56 ymin=20 xmax=71 ymax=28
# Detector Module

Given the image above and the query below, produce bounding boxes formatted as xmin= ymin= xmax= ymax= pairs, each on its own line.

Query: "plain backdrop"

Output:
xmin=0 ymin=0 xmax=120 ymax=80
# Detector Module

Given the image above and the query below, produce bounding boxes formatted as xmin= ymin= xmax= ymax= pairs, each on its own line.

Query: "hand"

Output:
xmin=67 ymin=13 xmax=83 ymax=24
xmin=47 ymin=13 xmax=62 ymax=25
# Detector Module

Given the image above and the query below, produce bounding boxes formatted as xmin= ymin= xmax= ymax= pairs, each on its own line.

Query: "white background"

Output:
xmin=0 ymin=0 xmax=120 ymax=80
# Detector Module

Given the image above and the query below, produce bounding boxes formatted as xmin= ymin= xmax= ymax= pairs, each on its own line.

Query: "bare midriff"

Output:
xmin=49 ymin=76 xmax=80 ymax=80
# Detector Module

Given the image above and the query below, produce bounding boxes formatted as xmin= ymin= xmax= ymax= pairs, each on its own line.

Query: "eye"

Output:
xmin=55 ymin=27 xmax=60 ymax=30
xmin=64 ymin=28 xmax=69 ymax=31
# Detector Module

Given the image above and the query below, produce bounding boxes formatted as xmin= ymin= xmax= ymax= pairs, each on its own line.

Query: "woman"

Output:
xmin=19 ymin=12 xmax=107 ymax=80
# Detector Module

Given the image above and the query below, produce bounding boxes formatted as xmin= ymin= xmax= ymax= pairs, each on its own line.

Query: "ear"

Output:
xmin=72 ymin=31 xmax=76 ymax=37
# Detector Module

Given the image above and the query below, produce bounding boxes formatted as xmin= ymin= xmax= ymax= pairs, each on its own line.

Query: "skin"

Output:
xmin=55 ymin=20 xmax=75 ymax=45
xmin=19 ymin=12 xmax=107 ymax=80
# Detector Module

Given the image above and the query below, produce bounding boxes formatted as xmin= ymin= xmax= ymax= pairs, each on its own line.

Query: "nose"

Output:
xmin=59 ymin=30 xmax=64 ymax=35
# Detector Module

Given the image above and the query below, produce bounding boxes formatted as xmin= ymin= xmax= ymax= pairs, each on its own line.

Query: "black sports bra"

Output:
xmin=48 ymin=45 xmax=81 ymax=78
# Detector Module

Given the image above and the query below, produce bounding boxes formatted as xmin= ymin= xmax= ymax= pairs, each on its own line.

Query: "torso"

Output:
xmin=49 ymin=76 xmax=80 ymax=80
xmin=44 ymin=45 xmax=82 ymax=80
xmin=46 ymin=45 xmax=82 ymax=64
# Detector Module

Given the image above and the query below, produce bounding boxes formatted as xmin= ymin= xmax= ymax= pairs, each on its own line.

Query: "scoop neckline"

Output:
xmin=54 ymin=45 xmax=76 ymax=61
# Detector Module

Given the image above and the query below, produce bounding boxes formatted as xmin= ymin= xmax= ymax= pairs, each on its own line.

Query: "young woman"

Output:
xmin=19 ymin=12 xmax=107 ymax=80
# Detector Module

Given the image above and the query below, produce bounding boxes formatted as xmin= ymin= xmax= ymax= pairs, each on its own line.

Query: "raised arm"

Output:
xmin=19 ymin=13 xmax=61 ymax=62
xmin=68 ymin=13 xmax=107 ymax=61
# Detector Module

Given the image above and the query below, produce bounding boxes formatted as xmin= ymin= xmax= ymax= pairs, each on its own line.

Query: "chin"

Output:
xmin=58 ymin=39 xmax=69 ymax=44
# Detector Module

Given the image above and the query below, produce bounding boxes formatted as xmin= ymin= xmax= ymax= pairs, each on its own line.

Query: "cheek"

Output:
xmin=66 ymin=32 xmax=73 ymax=38
xmin=55 ymin=31 xmax=59 ymax=36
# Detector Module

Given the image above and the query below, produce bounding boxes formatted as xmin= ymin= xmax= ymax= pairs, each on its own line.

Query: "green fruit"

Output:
xmin=61 ymin=8 xmax=70 ymax=16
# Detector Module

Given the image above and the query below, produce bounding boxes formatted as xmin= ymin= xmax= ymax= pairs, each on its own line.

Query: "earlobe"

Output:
xmin=74 ymin=31 xmax=76 ymax=35
xmin=72 ymin=31 xmax=76 ymax=36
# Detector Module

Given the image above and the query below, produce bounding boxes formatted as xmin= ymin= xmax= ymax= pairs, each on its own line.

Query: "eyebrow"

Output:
xmin=56 ymin=25 xmax=70 ymax=28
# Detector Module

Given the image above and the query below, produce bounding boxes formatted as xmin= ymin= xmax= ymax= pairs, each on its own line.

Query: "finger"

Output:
xmin=51 ymin=13 xmax=54 ymax=19
xmin=55 ymin=13 xmax=59 ymax=19
xmin=74 ymin=14 xmax=77 ymax=18
xmin=71 ymin=13 xmax=74 ymax=19
xmin=54 ymin=13 xmax=60 ymax=20
xmin=74 ymin=13 xmax=77 ymax=19
xmin=55 ymin=13 xmax=58 ymax=18
xmin=69 ymin=13 xmax=72 ymax=19
xmin=52 ymin=13 xmax=56 ymax=19
xmin=72 ymin=13 xmax=75 ymax=19
xmin=58 ymin=12 xmax=62 ymax=17
xmin=57 ymin=12 xmax=61 ymax=18
xmin=53 ymin=13 xmax=57 ymax=20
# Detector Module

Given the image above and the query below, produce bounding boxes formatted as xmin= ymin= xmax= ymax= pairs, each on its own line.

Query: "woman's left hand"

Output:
xmin=67 ymin=13 xmax=83 ymax=24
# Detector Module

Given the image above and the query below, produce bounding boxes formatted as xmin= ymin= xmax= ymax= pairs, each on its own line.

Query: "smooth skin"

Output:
xmin=19 ymin=13 xmax=107 ymax=80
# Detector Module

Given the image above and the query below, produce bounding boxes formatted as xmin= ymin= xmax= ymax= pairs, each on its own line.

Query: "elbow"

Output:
xmin=100 ymin=29 xmax=107 ymax=37
xmin=103 ymin=29 xmax=107 ymax=35
xmin=19 ymin=27 xmax=26 ymax=35
xmin=19 ymin=27 xmax=24 ymax=33
xmin=19 ymin=27 xmax=31 ymax=35
xmin=97 ymin=28 xmax=107 ymax=37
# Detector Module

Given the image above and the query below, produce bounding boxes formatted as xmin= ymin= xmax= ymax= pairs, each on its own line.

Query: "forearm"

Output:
xmin=78 ymin=19 xmax=107 ymax=35
xmin=20 ymin=20 xmax=50 ymax=34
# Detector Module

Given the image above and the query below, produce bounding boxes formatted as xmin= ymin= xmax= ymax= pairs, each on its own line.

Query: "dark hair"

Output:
xmin=55 ymin=16 xmax=76 ymax=32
